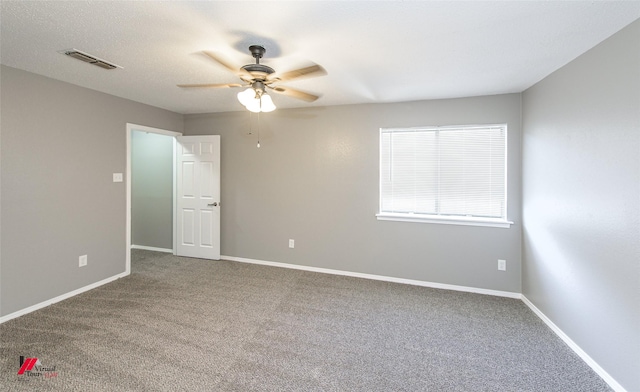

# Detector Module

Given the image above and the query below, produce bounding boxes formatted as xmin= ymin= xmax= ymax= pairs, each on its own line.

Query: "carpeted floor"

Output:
xmin=1 ymin=250 xmax=611 ymax=391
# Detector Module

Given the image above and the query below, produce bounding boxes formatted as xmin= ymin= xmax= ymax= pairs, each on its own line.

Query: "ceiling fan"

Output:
xmin=178 ymin=45 xmax=326 ymax=112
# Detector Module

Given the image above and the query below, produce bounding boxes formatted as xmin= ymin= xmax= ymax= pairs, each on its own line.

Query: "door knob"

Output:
xmin=207 ymin=202 xmax=219 ymax=207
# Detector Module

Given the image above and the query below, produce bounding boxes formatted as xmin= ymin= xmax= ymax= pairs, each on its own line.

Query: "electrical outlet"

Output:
xmin=79 ymin=255 xmax=88 ymax=267
xmin=113 ymin=173 xmax=123 ymax=182
xmin=498 ymin=259 xmax=506 ymax=271
xmin=289 ymin=239 xmax=295 ymax=249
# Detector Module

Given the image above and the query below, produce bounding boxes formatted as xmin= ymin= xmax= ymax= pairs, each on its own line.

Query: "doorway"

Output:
xmin=126 ymin=123 xmax=181 ymax=274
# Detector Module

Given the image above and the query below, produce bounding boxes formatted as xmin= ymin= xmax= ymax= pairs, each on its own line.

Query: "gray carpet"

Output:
xmin=1 ymin=250 xmax=611 ymax=391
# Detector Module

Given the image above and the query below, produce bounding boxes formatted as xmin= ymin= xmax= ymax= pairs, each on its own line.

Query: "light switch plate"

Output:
xmin=113 ymin=173 xmax=123 ymax=182
xmin=498 ymin=259 xmax=506 ymax=271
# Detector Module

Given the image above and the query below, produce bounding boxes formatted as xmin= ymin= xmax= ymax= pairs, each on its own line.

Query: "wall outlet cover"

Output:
xmin=79 ymin=255 xmax=88 ymax=267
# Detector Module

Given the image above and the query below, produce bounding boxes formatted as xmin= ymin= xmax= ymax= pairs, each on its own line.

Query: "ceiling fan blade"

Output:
xmin=202 ymin=51 xmax=252 ymax=78
xmin=270 ymin=86 xmax=320 ymax=102
xmin=267 ymin=64 xmax=326 ymax=83
xmin=177 ymin=83 xmax=243 ymax=88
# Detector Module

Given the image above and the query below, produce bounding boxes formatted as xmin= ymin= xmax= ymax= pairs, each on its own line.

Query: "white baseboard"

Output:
xmin=521 ymin=295 xmax=625 ymax=392
xmin=221 ymin=255 xmax=522 ymax=299
xmin=0 ymin=271 xmax=129 ymax=324
xmin=131 ymin=244 xmax=173 ymax=253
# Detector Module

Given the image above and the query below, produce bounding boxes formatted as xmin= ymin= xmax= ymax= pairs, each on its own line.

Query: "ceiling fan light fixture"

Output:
xmin=237 ymin=88 xmax=256 ymax=107
xmin=245 ymin=98 xmax=262 ymax=113
xmin=260 ymin=94 xmax=276 ymax=112
xmin=238 ymin=88 xmax=276 ymax=113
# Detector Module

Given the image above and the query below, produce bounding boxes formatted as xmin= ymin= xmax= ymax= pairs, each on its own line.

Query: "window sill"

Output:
xmin=376 ymin=213 xmax=513 ymax=228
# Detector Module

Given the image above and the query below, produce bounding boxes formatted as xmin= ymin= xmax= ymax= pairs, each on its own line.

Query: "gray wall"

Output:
xmin=185 ymin=94 xmax=522 ymax=293
xmin=131 ymin=131 xmax=174 ymax=250
xmin=0 ymin=65 xmax=183 ymax=316
xmin=522 ymin=20 xmax=639 ymax=391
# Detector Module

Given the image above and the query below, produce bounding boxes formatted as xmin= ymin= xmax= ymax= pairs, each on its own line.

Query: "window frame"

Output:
xmin=376 ymin=124 xmax=513 ymax=228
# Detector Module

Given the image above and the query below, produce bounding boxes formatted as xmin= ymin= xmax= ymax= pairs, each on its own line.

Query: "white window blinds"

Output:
xmin=380 ymin=125 xmax=507 ymax=221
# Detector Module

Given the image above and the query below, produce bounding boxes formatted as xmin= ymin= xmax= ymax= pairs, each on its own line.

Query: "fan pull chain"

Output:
xmin=246 ymin=104 xmax=261 ymax=148
xmin=257 ymin=111 xmax=261 ymax=148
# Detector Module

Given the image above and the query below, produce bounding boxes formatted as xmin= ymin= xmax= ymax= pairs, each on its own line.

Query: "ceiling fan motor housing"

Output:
xmin=241 ymin=64 xmax=275 ymax=75
xmin=242 ymin=46 xmax=274 ymax=80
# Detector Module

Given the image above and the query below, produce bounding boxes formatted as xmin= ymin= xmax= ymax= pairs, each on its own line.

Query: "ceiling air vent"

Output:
xmin=59 ymin=49 xmax=122 ymax=70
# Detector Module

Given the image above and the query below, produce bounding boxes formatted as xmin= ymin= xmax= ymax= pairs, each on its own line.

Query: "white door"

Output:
xmin=176 ymin=135 xmax=220 ymax=259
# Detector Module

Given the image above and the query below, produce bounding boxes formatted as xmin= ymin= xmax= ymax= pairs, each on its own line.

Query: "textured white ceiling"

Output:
xmin=1 ymin=1 xmax=639 ymax=114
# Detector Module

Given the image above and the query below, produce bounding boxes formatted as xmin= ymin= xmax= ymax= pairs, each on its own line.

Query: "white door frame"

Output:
xmin=126 ymin=123 xmax=182 ymax=275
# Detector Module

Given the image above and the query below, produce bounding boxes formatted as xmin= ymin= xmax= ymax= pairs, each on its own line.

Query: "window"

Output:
xmin=378 ymin=124 xmax=511 ymax=228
